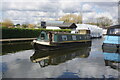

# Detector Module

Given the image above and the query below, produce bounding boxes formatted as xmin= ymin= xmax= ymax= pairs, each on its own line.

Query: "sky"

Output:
xmin=1 ymin=0 xmax=119 ymax=24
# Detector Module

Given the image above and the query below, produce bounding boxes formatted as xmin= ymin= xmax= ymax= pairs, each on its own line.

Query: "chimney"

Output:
xmin=41 ymin=21 xmax=46 ymax=28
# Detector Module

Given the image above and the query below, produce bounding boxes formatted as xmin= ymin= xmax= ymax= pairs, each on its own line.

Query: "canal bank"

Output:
xmin=1 ymin=42 xmax=33 ymax=55
xmin=0 ymin=38 xmax=36 ymax=43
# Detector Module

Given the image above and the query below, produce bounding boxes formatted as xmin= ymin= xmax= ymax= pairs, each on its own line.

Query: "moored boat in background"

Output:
xmin=75 ymin=24 xmax=103 ymax=38
xmin=102 ymin=25 xmax=120 ymax=53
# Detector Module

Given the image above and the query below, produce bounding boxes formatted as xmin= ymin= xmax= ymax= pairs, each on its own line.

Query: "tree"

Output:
xmin=2 ymin=19 xmax=14 ymax=27
xmin=22 ymin=24 xmax=28 ymax=28
xmin=28 ymin=24 xmax=35 ymax=28
xmin=85 ymin=22 xmax=98 ymax=25
xmin=59 ymin=14 xmax=82 ymax=24
xmin=96 ymin=17 xmax=113 ymax=28
xmin=16 ymin=24 xmax=20 ymax=26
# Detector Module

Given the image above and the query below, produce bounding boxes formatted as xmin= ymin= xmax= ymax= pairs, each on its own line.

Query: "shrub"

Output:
xmin=1 ymin=28 xmax=71 ymax=39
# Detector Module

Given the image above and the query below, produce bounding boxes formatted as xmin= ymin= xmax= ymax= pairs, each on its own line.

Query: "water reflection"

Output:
xmin=2 ymin=38 xmax=120 ymax=78
xmin=2 ymin=42 xmax=33 ymax=55
xmin=103 ymin=47 xmax=120 ymax=71
xmin=30 ymin=45 xmax=91 ymax=68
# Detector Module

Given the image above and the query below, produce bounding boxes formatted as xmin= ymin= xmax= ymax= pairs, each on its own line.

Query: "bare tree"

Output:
xmin=96 ymin=17 xmax=113 ymax=28
xmin=2 ymin=19 xmax=14 ymax=27
xmin=28 ymin=24 xmax=35 ymax=28
xmin=59 ymin=14 xmax=82 ymax=24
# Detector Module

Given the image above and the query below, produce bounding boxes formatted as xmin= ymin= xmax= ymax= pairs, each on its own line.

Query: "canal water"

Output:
xmin=1 ymin=38 xmax=120 ymax=79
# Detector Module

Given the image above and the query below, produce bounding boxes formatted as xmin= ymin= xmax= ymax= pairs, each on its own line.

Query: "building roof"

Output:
xmin=47 ymin=22 xmax=77 ymax=28
xmin=45 ymin=21 xmax=64 ymax=26
xmin=46 ymin=21 xmax=64 ymax=24
xmin=41 ymin=21 xmax=77 ymax=28
xmin=57 ymin=23 xmax=75 ymax=27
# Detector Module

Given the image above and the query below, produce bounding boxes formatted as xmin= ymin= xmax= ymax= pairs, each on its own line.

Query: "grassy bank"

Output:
xmin=1 ymin=27 xmax=71 ymax=39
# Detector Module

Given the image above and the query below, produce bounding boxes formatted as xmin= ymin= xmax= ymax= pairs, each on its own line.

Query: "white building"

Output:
xmin=46 ymin=26 xmax=60 ymax=30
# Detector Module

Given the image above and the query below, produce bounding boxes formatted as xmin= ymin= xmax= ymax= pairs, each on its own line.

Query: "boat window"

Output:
xmin=108 ymin=28 xmax=120 ymax=35
xmin=62 ymin=35 xmax=67 ymax=41
xmin=79 ymin=37 xmax=82 ymax=39
xmin=87 ymin=30 xmax=90 ymax=34
xmin=40 ymin=33 xmax=45 ymax=40
xmin=78 ymin=30 xmax=87 ymax=34
xmin=72 ymin=35 xmax=76 ymax=40
xmin=41 ymin=34 xmax=45 ymax=37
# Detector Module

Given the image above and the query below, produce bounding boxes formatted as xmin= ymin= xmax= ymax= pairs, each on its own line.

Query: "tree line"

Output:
xmin=1 ymin=14 xmax=114 ymax=29
xmin=0 ymin=19 xmax=35 ymax=28
xmin=58 ymin=14 xmax=113 ymax=28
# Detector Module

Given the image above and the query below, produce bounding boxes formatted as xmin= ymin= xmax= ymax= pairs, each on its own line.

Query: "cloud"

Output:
xmin=83 ymin=11 xmax=116 ymax=23
xmin=58 ymin=0 xmax=82 ymax=13
xmin=95 ymin=12 xmax=113 ymax=19
xmin=1 ymin=1 xmax=119 ymax=24
xmin=82 ymin=12 xmax=99 ymax=23
xmin=3 ymin=0 xmax=118 ymax=2
xmin=82 ymin=4 xmax=93 ymax=12
xmin=2 ymin=1 xmax=58 ymax=12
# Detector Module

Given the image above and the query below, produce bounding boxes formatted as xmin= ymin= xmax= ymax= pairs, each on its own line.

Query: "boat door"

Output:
xmin=40 ymin=31 xmax=46 ymax=40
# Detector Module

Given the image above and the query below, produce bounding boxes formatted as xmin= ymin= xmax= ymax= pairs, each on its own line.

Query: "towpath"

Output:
xmin=0 ymin=38 xmax=36 ymax=42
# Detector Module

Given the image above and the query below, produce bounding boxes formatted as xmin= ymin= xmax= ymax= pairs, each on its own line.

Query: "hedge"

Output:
xmin=1 ymin=27 xmax=71 ymax=39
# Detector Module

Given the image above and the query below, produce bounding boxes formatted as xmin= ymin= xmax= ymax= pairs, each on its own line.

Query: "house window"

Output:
xmin=62 ymin=35 xmax=67 ymax=41
xmin=72 ymin=35 xmax=76 ymax=40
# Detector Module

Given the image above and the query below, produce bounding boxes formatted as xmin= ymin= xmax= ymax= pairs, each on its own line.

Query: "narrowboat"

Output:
xmin=76 ymin=24 xmax=103 ymax=38
xmin=33 ymin=29 xmax=91 ymax=50
xmin=30 ymin=45 xmax=91 ymax=67
xmin=102 ymin=25 xmax=120 ymax=53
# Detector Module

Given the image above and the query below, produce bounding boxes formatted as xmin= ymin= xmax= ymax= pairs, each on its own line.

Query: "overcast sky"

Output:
xmin=1 ymin=0 xmax=119 ymax=24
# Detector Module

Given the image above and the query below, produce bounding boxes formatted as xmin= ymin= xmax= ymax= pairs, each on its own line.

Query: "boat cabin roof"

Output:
xmin=109 ymin=25 xmax=120 ymax=29
xmin=48 ymin=29 xmax=90 ymax=35
xmin=106 ymin=25 xmax=120 ymax=35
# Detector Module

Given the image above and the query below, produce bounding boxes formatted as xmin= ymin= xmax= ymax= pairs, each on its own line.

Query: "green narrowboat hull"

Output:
xmin=33 ymin=40 xmax=91 ymax=50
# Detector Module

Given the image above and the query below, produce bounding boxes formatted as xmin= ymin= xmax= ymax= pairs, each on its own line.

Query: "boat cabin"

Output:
xmin=77 ymin=29 xmax=90 ymax=34
xmin=36 ymin=29 xmax=91 ymax=44
xmin=102 ymin=25 xmax=120 ymax=53
xmin=107 ymin=25 xmax=120 ymax=36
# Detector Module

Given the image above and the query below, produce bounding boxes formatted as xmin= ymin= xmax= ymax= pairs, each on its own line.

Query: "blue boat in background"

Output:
xmin=103 ymin=52 xmax=120 ymax=71
xmin=102 ymin=25 xmax=120 ymax=53
xmin=102 ymin=25 xmax=120 ymax=71
xmin=103 ymin=35 xmax=120 ymax=71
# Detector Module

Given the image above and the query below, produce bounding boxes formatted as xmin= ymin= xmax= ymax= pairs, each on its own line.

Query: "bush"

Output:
xmin=1 ymin=27 xmax=71 ymax=39
xmin=1 ymin=19 xmax=14 ymax=27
